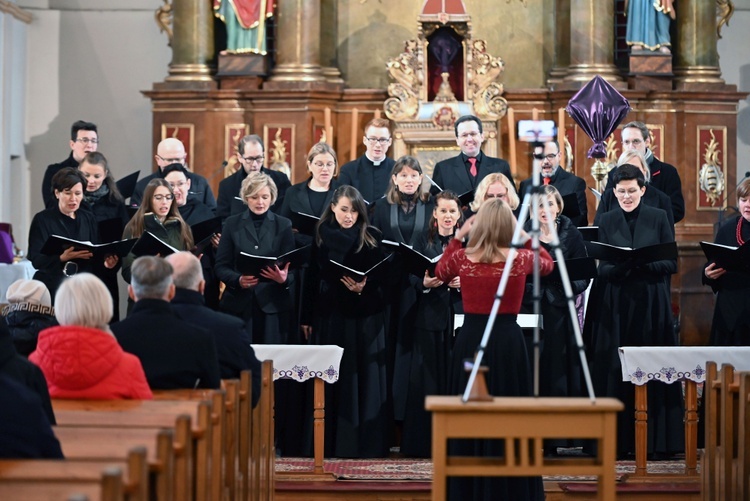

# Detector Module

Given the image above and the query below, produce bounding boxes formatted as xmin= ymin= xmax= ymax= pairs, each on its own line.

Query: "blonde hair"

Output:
xmin=470 ymin=173 xmax=519 ymax=212
xmin=539 ymin=184 xmax=564 ymax=217
xmin=617 ymin=149 xmax=650 ymax=182
xmin=465 ymin=198 xmax=515 ymax=263
xmin=240 ymin=172 xmax=278 ymax=205
xmin=54 ymin=273 xmax=113 ymax=330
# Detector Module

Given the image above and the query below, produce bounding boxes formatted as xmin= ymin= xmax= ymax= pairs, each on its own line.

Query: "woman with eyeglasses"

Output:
xmin=78 ymin=152 xmax=130 ymax=321
xmin=215 ymin=172 xmax=295 ymax=344
xmin=520 ymin=185 xmax=590 ymax=454
xmin=370 ymin=155 xmax=434 ymax=441
xmin=400 ymin=191 xmax=464 ymax=458
xmin=465 ymin=172 xmax=520 ymax=220
xmin=28 ymin=168 xmax=118 ymax=298
xmin=121 ymin=178 xmax=193 ymax=284
xmin=307 ymin=185 xmax=390 ymax=458
xmin=585 ymin=164 xmax=682 ymax=459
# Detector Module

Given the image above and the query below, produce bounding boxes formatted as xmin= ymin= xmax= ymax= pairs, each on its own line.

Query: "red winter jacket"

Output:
xmin=29 ymin=325 xmax=153 ymax=400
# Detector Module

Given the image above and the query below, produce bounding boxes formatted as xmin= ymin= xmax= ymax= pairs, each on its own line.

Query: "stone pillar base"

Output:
xmin=158 ymin=63 xmax=217 ymax=90
xmin=673 ymin=66 xmax=732 ymax=91
xmin=558 ymin=65 xmax=626 ymax=90
xmin=322 ymin=66 xmax=345 ymax=85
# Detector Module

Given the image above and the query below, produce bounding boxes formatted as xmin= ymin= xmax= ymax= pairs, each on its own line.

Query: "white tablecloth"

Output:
xmin=0 ymin=260 xmax=36 ymax=303
xmin=618 ymin=346 xmax=750 ymax=385
xmin=251 ymin=344 xmax=344 ymax=384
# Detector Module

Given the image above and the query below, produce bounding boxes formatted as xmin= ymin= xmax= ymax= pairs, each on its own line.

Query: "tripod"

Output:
xmin=462 ymin=153 xmax=596 ymax=403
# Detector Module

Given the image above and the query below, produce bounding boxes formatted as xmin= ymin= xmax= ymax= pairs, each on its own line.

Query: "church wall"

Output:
xmin=19 ymin=0 xmax=170 ymax=250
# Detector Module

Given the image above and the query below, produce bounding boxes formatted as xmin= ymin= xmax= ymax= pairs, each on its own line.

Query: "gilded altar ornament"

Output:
xmin=699 ymin=130 xmax=725 ymax=207
xmin=270 ymin=129 xmax=288 ymax=165
xmin=716 ymin=0 xmax=734 ymax=39
xmin=468 ymin=40 xmax=508 ymax=120
xmin=563 ymin=136 xmax=574 ymax=172
xmin=384 ymin=43 xmax=422 ymax=121
xmin=155 ymin=0 xmax=173 ymax=46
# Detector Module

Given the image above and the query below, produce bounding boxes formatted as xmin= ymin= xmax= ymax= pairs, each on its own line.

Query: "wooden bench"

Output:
xmin=0 ymin=458 xmax=130 ymax=501
xmin=738 ymin=371 xmax=750 ymax=500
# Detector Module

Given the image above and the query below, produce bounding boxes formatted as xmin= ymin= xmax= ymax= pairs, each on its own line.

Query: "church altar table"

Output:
xmin=0 ymin=260 xmax=35 ymax=304
xmin=618 ymin=346 xmax=750 ymax=477
xmin=250 ymin=344 xmax=343 ymax=476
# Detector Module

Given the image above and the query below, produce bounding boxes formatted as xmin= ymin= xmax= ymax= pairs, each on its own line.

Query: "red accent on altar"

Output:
xmin=214 ymin=0 xmax=275 ymax=30
xmin=421 ymin=0 xmax=466 ymax=16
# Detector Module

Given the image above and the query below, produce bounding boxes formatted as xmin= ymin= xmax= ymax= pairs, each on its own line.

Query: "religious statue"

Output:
xmin=625 ymin=0 xmax=675 ymax=54
xmin=213 ymin=0 xmax=274 ymax=54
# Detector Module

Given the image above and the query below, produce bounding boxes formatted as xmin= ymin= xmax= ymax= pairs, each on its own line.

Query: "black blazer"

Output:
xmin=215 ymin=210 xmax=295 ymax=314
xmin=337 ymin=155 xmax=395 ymax=204
xmin=431 ymin=152 xmax=514 ymax=196
xmin=112 ymin=298 xmax=221 ymax=389
xmin=216 ymin=167 xmax=291 ymax=222
xmin=170 ymin=288 xmax=261 ymax=406
xmin=131 ymin=171 xmax=216 ymax=210
xmin=279 ymin=180 xmax=337 ymax=247
xmin=371 ymin=197 xmax=434 ymax=247
xmin=519 ymin=169 xmax=589 ymax=227
xmin=594 ymin=184 xmax=675 ymax=232
xmin=596 ymin=204 xmax=677 ymax=281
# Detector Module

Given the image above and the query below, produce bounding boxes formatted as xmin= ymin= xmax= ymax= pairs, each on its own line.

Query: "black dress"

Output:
xmin=586 ymin=204 xmax=683 ymax=457
xmin=27 ymin=206 xmax=99 ymax=298
xmin=371 ymin=195 xmax=434 ymax=427
xmin=177 ymin=199 xmax=221 ymax=310
xmin=703 ymin=215 xmax=750 ymax=345
xmin=400 ymin=231 xmax=461 ymax=458
xmin=309 ymin=222 xmax=390 ymax=458
xmin=80 ymin=191 xmax=130 ymax=321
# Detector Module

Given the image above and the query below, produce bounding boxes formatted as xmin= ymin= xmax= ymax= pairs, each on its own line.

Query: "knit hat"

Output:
xmin=6 ymin=279 xmax=52 ymax=307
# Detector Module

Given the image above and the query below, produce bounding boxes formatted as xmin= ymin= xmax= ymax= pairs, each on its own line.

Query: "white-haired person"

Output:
xmin=465 ymin=172 xmax=520 ymax=220
xmin=29 ymin=273 xmax=152 ymax=400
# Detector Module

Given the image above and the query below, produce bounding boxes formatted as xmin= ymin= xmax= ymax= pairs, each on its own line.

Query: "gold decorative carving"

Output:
xmin=384 ymin=42 xmax=422 ymax=121
xmin=698 ymin=129 xmax=725 ymax=207
xmin=270 ymin=129 xmax=288 ymax=165
xmin=155 ymin=0 xmax=173 ymax=46
xmin=563 ymin=136 xmax=574 ymax=172
xmin=716 ymin=0 xmax=734 ymax=39
xmin=468 ymin=40 xmax=508 ymax=119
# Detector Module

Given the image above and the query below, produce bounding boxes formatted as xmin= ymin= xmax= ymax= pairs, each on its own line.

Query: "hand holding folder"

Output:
xmin=236 ymin=245 xmax=311 ymax=278
xmin=584 ymin=241 xmax=677 ymax=265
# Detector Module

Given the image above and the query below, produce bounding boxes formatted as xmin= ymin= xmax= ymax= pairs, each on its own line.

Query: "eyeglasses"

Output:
xmin=242 ymin=155 xmax=264 ymax=164
xmin=458 ymin=131 xmax=481 ymax=140
xmin=168 ymin=181 xmax=188 ymax=190
xmin=153 ymin=194 xmax=175 ymax=202
xmin=312 ymin=162 xmax=336 ymax=169
xmin=76 ymin=138 xmax=99 ymax=145
xmin=533 ymin=153 xmax=558 ymax=161
xmin=156 ymin=154 xmax=186 ymax=164
xmin=614 ymin=188 xmax=640 ymax=198
xmin=485 ymin=192 xmax=508 ymax=200
xmin=622 ymin=138 xmax=644 ymax=147
xmin=365 ymin=137 xmax=391 ymax=145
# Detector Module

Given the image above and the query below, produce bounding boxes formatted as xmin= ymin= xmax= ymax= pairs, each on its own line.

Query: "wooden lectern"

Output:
xmin=426 ymin=396 xmax=623 ymax=501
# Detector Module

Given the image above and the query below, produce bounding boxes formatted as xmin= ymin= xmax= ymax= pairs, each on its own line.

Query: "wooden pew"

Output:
xmin=251 ymin=361 xmax=274 ymax=501
xmin=0 ymin=461 xmax=127 ymax=501
xmin=238 ymin=371 xmax=254 ymax=501
xmin=738 ymin=372 xmax=750 ymax=501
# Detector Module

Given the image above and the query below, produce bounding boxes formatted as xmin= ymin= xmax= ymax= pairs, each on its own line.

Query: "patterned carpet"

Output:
xmin=276 ymin=457 xmax=692 ymax=482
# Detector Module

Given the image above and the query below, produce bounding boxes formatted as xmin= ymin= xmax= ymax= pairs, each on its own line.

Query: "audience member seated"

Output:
xmin=0 ymin=374 xmax=63 ymax=459
xmin=166 ymin=251 xmax=261 ymax=406
xmin=112 ymin=256 xmax=221 ymax=390
xmin=29 ymin=273 xmax=152 ymax=400
xmin=2 ymin=279 xmax=57 ymax=357
xmin=0 ymin=317 xmax=56 ymax=424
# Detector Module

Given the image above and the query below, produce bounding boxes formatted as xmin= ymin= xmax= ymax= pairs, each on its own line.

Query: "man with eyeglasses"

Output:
xmin=338 ymin=118 xmax=395 ymax=204
xmin=604 ymin=121 xmax=684 ymax=223
xmin=130 ymin=137 xmax=217 ymax=211
xmin=216 ymin=134 xmax=291 ymax=222
xmin=431 ymin=115 xmax=514 ymax=200
xmin=42 ymin=120 xmax=98 ymax=208
xmin=519 ymin=140 xmax=588 ymax=226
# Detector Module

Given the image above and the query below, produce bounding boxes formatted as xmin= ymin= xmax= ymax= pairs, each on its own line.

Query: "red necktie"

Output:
xmin=468 ymin=157 xmax=477 ymax=177
xmin=543 ymin=177 xmax=551 ymax=185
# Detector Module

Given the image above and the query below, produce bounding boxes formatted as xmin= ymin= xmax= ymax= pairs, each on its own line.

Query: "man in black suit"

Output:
xmin=337 ymin=117 xmax=395 ymax=204
xmin=216 ymin=134 xmax=291 ymax=221
xmin=42 ymin=120 xmax=98 ymax=208
xmin=519 ymin=140 xmax=589 ymax=226
xmin=165 ymin=251 xmax=261 ymax=406
xmin=431 ymin=115 xmax=514 ymax=198
xmin=111 ymin=256 xmax=221 ymax=390
xmin=130 ymin=137 xmax=217 ymax=210
xmin=611 ymin=121 xmax=685 ymax=223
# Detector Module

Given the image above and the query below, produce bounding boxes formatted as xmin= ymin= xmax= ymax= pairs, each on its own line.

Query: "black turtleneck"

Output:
xmin=249 ymin=210 xmax=268 ymax=232
xmin=622 ymin=203 xmax=642 ymax=239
